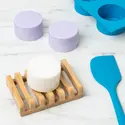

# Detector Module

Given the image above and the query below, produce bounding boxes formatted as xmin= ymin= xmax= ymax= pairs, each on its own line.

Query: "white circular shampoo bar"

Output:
xmin=27 ymin=55 xmax=61 ymax=92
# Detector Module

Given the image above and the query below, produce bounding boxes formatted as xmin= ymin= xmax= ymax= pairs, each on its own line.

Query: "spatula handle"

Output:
xmin=109 ymin=89 xmax=125 ymax=125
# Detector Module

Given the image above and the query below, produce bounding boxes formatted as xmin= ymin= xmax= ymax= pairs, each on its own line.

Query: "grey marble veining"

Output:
xmin=0 ymin=0 xmax=125 ymax=125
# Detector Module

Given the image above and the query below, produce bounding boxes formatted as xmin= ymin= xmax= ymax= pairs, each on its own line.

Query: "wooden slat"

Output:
xmin=24 ymin=70 xmax=46 ymax=107
xmin=55 ymin=87 xmax=65 ymax=102
xmin=6 ymin=75 xmax=24 ymax=113
xmin=60 ymin=73 xmax=75 ymax=99
xmin=14 ymin=72 xmax=36 ymax=109
xmin=45 ymin=92 xmax=55 ymax=105
xmin=61 ymin=59 xmax=83 ymax=96
xmin=32 ymin=90 xmax=45 ymax=107
xmin=22 ymin=70 xmax=27 ymax=82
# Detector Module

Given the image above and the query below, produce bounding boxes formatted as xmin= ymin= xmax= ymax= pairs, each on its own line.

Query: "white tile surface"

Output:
xmin=0 ymin=0 xmax=125 ymax=125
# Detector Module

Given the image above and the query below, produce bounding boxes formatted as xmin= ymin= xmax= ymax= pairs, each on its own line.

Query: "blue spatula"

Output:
xmin=90 ymin=55 xmax=125 ymax=125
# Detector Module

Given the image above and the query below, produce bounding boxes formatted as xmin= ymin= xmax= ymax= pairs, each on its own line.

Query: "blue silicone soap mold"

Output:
xmin=74 ymin=0 xmax=125 ymax=35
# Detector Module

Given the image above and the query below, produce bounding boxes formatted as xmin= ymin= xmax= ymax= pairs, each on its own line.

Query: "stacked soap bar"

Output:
xmin=14 ymin=11 xmax=79 ymax=52
xmin=74 ymin=0 xmax=125 ymax=35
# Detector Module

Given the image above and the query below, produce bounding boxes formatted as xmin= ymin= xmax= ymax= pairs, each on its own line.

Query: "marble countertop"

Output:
xmin=0 ymin=0 xmax=125 ymax=125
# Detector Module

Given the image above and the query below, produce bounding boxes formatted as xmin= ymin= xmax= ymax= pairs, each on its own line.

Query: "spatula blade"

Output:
xmin=90 ymin=55 xmax=122 ymax=89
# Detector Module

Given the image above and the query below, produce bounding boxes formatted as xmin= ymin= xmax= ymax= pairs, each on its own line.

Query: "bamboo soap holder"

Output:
xmin=6 ymin=59 xmax=84 ymax=117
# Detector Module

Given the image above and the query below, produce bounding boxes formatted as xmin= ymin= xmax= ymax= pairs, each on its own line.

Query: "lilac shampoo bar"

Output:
xmin=49 ymin=21 xmax=79 ymax=52
xmin=14 ymin=11 xmax=43 ymax=41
